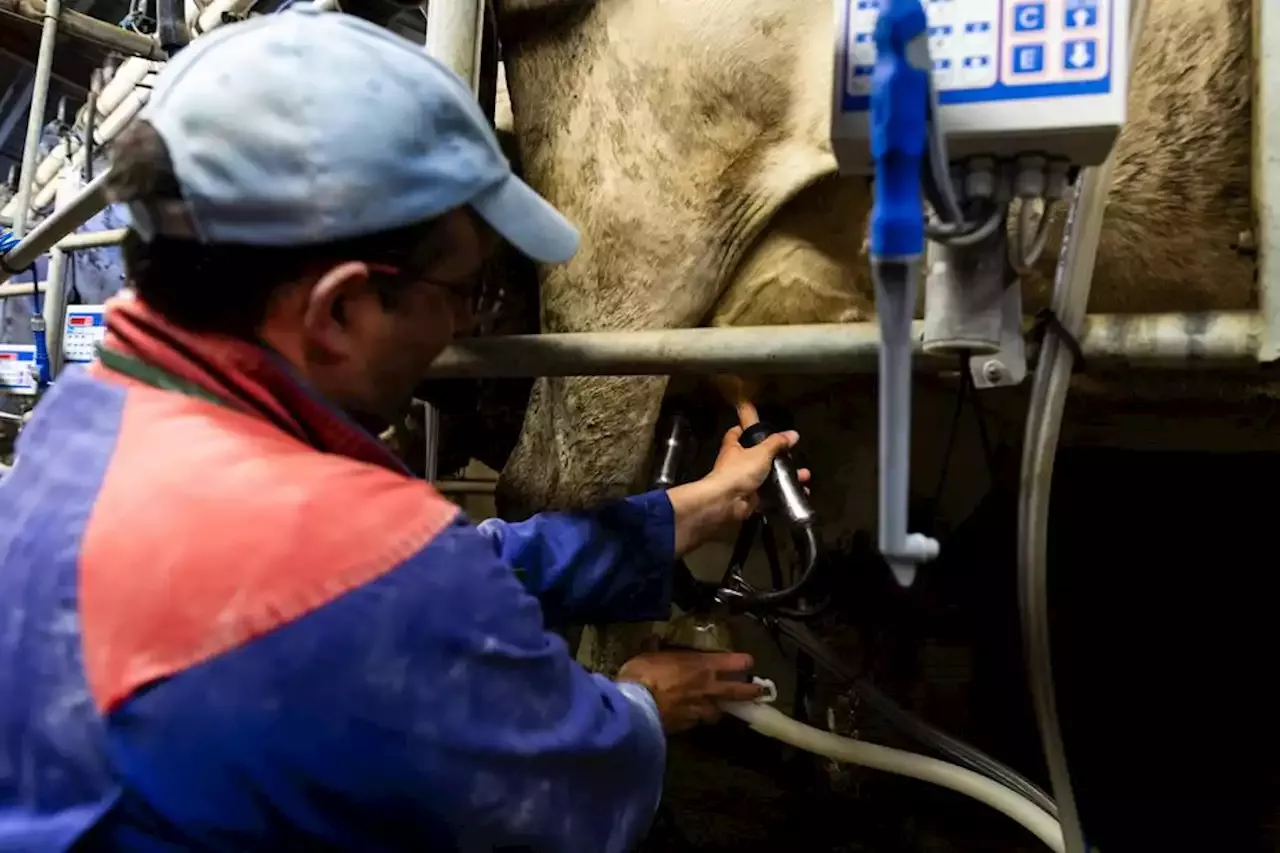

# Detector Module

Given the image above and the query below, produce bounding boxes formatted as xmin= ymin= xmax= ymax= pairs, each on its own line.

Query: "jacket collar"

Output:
xmin=99 ymin=292 xmax=409 ymax=475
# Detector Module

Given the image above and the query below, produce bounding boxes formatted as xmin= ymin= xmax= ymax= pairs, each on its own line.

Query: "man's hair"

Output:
xmin=106 ymin=121 xmax=452 ymax=336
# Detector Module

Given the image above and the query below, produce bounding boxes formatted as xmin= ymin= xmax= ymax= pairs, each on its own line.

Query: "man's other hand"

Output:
xmin=617 ymin=651 xmax=762 ymax=733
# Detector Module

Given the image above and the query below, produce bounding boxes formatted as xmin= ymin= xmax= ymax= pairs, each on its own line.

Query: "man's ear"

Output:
xmin=302 ymin=261 xmax=373 ymax=358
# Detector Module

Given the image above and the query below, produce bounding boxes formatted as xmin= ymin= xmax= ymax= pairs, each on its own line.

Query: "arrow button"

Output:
xmin=1063 ymin=39 xmax=1097 ymax=71
xmin=1064 ymin=2 xmax=1098 ymax=29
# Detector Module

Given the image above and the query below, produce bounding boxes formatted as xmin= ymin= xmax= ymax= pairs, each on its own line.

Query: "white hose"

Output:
xmin=721 ymin=700 xmax=1065 ymax=852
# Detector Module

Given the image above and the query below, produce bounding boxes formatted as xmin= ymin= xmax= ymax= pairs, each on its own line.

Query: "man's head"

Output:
xmin=106 ymin=4 xmax=578 ymax=422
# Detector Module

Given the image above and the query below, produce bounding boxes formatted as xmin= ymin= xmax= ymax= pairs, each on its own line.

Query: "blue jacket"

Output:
xmin=0 ymin=319 xmax=673 ymax=852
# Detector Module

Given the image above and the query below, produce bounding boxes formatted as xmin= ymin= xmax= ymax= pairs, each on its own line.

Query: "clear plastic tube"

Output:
xmin=770 ymin=617 xmax=1057 ymax=818
xmin=1018 ymin=5 xmax=1149 ymax=852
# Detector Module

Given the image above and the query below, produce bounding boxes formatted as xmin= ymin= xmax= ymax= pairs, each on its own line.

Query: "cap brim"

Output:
xmin=469 ymin=174 xmax=580 ymax=264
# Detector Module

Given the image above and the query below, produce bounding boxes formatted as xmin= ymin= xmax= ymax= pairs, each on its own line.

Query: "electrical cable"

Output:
xmin=1011 ymin=200 xmax=1055 ymax=274
xmin=940 ymin=202 xmax=1006 ymax=248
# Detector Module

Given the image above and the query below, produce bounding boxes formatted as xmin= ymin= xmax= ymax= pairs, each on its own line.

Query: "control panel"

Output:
xmin=0 ymin=346 xmax=38 ymax=397
xmin=64 ymin=304 xmax=107 ymax=365
xmin=831 ymin=0 xmax=1130 ymax=173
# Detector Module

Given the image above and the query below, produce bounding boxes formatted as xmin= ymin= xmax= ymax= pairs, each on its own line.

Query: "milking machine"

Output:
xmin=648 ymin=406 xmax=1064 ymax=849
xmin=833 ymin=0 xmax=1132 ymax=588
xmin=829 ymin=1 xmax=1145 ymax=851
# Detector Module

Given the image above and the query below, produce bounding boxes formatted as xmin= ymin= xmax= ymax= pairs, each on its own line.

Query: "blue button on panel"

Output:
xmin=962 ymin=56 xmax=992 ymax=69
xmin=1063 ymin=39 xmax=1097 ymax=70
xmin=852 ymin=64 xmax=875 ymax=78
xmin=1012 ymin=3 xmax=1045 ymax=32
xmin=1065 ymin=0 xmax=1099 ymax=28
xmin=1011 ymin=43 xmax=1045 ymax=74
xmin=964 ymin=21 xmax=992 ymax=33
xmin=934 ymin=58 xmax=953 ymax=70
xmin=855 ymin=0 xmax=878 ymax=9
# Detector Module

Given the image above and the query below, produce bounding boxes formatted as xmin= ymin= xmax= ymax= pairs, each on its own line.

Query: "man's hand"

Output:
xmin=617 ymin=651 xmax=762 ymax=733
xmin=665 ymin=401 xmax=810 ymax=555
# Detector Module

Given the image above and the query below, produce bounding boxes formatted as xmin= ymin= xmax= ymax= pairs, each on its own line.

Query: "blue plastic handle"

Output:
xmin=869 ymin=0 xmax=929 ymax=262
xmin=33 ymin=325 xmax=51 ymax=389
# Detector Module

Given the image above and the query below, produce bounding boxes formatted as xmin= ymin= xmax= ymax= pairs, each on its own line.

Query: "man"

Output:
xmin=0 ymin=6 xmax=808 ymax=852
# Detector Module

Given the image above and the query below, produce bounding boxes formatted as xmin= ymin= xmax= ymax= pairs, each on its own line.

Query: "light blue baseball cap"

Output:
xmin=124 ymin=2 xmax=579 ymax=263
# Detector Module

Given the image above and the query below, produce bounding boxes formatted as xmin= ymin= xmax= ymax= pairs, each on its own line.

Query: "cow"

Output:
xmin=473 ymin=4 xmax=1262 ymax=845
xmin=491 ymin=0 xmax=1252 ymax=515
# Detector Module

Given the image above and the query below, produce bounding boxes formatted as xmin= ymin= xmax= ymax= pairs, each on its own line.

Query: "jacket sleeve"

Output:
xmin=104 ymin=518 xmax=667 ymax=853
xmin=473 ymin=489 xmax=676 ymax=625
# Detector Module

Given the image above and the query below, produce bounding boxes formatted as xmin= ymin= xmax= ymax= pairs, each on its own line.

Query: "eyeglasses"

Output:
xmin=364 ymin=261 xmax=505 ymax=335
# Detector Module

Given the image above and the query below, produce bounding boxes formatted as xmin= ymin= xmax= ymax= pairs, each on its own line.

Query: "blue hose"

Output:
xmin=29 ymin=269 xmax=51 ymax=390
xmin=3 ymin=228 xmax=54 ymax=391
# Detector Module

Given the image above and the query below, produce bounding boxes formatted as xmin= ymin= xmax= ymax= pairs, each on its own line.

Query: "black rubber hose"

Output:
xmin=155 ymin=0 xmax=189 ymax=54
xmin=768 ymin=616 xmax=1058 ymax=818
xmin=719 ymin=523 xmax=822 ymax=609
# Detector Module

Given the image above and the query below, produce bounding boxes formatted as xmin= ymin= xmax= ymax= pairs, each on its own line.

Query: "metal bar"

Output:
xmin=435 ymin=479 xmax=497 ymax=495
xmin=2 ymin=0 xmax=253 ymax=280
xmin=422 ymin=0 xmax=484 ymax=481
xmin=9 ymin=0 xmax=61 ymax=238
xmin=1255 ymin=0 xmax=1280 ymax=362
xmin=28 ymin=84 xmax=150 ymax=212
xmin=55 ymin=227 xmax=126 ymax=250
xmin=0 ymin=0 xmax=166 ymax=60
xmin=0 ymin=169 xmax=110 ymax=284
xmin=0 ymin=42 xmax=87 ymax=93
xmin=0 ymin=279 xmax=45 ymax=298
xmin=82 ymin=67 xmax=98 ymax=182
xmin=425 ymin=0 xmax=485 ymax=91
xmin=42 ymin=172 xmax=78 ymax=375
xmin=423 ymin=312 xmax=1262 ymax=379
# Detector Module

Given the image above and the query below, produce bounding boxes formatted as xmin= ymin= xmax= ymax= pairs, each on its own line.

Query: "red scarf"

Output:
xmin=100 ymin=293 xmax=408 ymax=474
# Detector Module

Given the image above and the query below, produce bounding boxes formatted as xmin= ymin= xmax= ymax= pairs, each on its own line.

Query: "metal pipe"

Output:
xmin=0 ymin=43 xmax=84 ymax=93
xmin=423 ymin=312 xmax=1261 ymax=378
xmin=421 ymin=0 xmax=484 ymax=480
xmin=82 ymin=68 xmax=99 ymax=183
xmin=425 ymin=0 xmax=485 ymax=91
xmin=435 ymin=479 xmax=497 ymax=495
xmin=0 ymin=280 xmax=46 ymax=299
xmin=42 ymin=171 xmax=79 ymax=376
xmin=0 ymin=60 xmax=153 ymax=220
xmin=0 ymin=169 xmax=111 ymax=285
xmin=55 ymin=227 xmax=126 ymax=250
xmin=1 ymin=0 xmax=243 ymax=258
xmin=422 ymin=403 xmax=440 ymax=481
xmin=0 ymin=0 xmax=166 ymax=59
xmin=1256 ymin=0 xmax=1280 ymax=362
xmin=31 ymin=87 xmax=150 ymax=210
xmin=9 ymin=0 xmax=61 ymax=238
